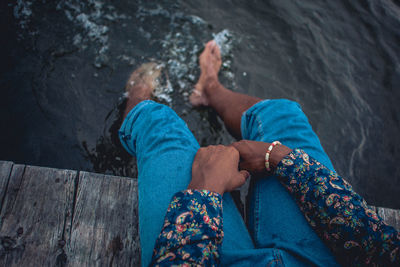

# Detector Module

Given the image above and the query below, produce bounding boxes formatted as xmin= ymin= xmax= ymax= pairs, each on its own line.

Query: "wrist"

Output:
xmin=269 ymin=145 xmax=292 ymax=170
xmin=187 ymin=178 xmax=224 ymax=195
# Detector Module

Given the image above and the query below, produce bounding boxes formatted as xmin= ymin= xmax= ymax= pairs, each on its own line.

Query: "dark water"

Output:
xmin=1 ymin=0 xmax=400 ymax=208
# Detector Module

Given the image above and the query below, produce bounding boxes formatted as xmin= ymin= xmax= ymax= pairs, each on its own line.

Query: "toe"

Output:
xmin=204 ymin=41 xmax=213 ymax=52
xmin=209 ymin=41 xmax=216 ymax=51
xmin=214 ymin=45 xmax=221 ymax=59
xmin=209 ymin=41 xmax=221 ymax=58
xmin=206 ymin=40 xmax=215 ymax=47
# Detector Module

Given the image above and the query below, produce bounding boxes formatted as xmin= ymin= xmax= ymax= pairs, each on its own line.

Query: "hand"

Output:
xmin=188 ymin=145 xmax=250 ymax=195
xmin=231 ymin=140 xmax=292 ymax=177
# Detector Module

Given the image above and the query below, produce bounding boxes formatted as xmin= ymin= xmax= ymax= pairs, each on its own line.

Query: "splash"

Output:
xmin=155 ymin=28 xmax=237 ymax=104
xmin=212 ymin=29 xmax=237 ymax=87
xmin=153 ymin=77 xmax=174 ymax=104
xmin=56 ymin=0 xmax=128 ymax=68
xmin=213 ymin=29 xmax=234 ymax=58
xmin=14 ymin=0 xmax=32 ymax=28
xmin=13 ymin=0 xmax=36 ymax=39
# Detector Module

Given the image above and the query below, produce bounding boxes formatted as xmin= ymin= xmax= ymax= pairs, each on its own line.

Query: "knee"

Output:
xmin=268 ymin=99 xmax=304 ymax=118
xmin=278 ymin=99 xmax=302 ymax=110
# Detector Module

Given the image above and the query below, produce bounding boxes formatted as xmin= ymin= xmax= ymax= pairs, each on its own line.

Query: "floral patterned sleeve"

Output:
xmin=275 ymin=149 xmax=400 ymax=266
xmin=150 ymin=189 xmax=223 ymax=266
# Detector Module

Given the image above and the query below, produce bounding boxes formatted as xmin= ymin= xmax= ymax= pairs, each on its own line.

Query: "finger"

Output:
xmin=231 ymin=143 xmax=249 ymax=162
xmin=199 ymin=145 xmax=216 ymax=153
xmin=230 ymin=141 xmax=245 ymax=152
xmin=225 ymin=147 xmax=241 ymax=168
xmin=228 ymin=142 xmax=238 ymax=149
xmin=230 ymin=170 xmax=250 ymax=191
xmin=240 ymin=170 xmax=250 ymax=181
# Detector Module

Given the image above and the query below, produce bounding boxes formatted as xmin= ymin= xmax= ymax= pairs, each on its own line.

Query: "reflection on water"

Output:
xmin=1 ymin=0 xmax=400 ymax=208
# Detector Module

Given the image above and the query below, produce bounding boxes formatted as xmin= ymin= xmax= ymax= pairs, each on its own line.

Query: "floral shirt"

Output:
xmin=151 ymin=149 xmax=400 ymax=266
xmin=151 ymin=190 xmax=223 ymax=266
xmin=275 ymin=149 xmax=400 ymax=266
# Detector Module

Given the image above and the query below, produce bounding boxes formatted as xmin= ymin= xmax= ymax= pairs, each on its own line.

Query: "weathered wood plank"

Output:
xmin=67 ymin=172 xmax=140 ymax=266
xmin=376 ymin=207 xmax=400 ymax=231
xmin=0 ymin=161 xmax=13 ymax=213
xmin=0 ymin=160 xmax=398 ymax=267
xmin=0 ymin=164 xmax=77 ymax=266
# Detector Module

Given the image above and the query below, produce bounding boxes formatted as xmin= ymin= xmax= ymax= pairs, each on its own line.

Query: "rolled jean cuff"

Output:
xmin=118 ymin=100 xmax=155 ymax=157
xmin=240 ymin=99 xmax=272 ymax=141
xmin=240 ymin=98 xmax=334 ymax=171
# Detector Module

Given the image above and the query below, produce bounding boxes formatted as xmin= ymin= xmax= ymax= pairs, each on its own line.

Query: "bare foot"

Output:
xmin=123 ymin=62 xmax=163 ymax=119
xmin=190 ymin=40 xmax=222 ymax=107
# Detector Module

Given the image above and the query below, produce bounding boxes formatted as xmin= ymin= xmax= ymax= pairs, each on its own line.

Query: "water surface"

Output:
xmin=1 ymin=0 xmax=400 ymax=208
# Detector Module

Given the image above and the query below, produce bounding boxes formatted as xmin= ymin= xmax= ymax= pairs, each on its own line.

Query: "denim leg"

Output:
xmin=241 ymin=99 xmax=340 ymax=266
xmin=119 ymin=100 xmax=254 ymax=266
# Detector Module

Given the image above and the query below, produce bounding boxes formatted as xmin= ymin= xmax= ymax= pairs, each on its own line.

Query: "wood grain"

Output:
xmin=0 ymin=164 xmax=76 ymax=266
xmin=0 ymin=160 xmax=398 ymax=267
xmin=0 ymin=161 xmax=13 ymax=214
xmin=66 ymin=171 xmax=140 ymax=266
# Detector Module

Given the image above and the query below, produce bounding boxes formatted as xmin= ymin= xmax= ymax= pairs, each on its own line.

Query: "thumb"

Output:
xmin=230 ymin=170 xmax=250 ymax=190
xmin=230 ymin=142 xmax=241 ymax=152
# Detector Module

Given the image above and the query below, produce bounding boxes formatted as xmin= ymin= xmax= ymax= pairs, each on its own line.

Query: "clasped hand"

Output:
xmin=188 ymin=140 xmax=292 ymax=195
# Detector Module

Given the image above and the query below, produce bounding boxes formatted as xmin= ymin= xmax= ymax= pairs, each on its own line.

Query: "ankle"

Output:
xmin=203 ymin=78 xmax=222 ymax=99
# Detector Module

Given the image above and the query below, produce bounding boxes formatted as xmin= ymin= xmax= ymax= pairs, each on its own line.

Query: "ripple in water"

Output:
xmin=5 ymin=0 xmax=400 ymax=208
xmin=70 ymin=0 xmax=239 ymax=176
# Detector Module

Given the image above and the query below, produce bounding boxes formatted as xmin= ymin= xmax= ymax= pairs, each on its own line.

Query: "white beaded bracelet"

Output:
xmin=265 ymin=141 xmax=282 ymax=172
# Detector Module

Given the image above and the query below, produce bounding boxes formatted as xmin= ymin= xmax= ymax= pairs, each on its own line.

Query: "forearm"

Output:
xmin=151 ymin=189 xmax=223 ymax=266
xmin=275 ymin=149 xmax=400 ymax=266
xmin=151 ymin=144 xmax=247 ymax=265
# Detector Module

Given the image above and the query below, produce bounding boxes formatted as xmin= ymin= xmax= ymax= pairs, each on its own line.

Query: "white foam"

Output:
xmin=153 ymin=78 xmax=173 ymax=104
xmin=188 ymin=15 xmax=206 ymax=25
xmin=14 ymin=0 xmax=33 ymax=30
xmin=57 ymin=0 xmax=128 ymax=68
xmin=213 ymin=29 xmax=234 ymax=57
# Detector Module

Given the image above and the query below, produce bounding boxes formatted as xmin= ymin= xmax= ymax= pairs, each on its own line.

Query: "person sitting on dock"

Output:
xmin=118 ymin=40 xmax=400 ymax=266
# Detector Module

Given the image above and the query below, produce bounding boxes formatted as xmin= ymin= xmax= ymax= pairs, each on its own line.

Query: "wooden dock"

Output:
xmin=0 ymin=160 xmax=399 ymax=266
xmin=0 ymin=161 xmax=140 ymax=266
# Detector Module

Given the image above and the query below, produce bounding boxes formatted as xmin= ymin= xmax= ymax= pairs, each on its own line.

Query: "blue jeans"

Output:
xmin=119 ymin=99 xmax=340 ymax=266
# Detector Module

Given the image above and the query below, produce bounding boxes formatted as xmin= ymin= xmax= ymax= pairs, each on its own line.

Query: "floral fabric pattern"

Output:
xmin=276 ymin=149 xmax=400 ymax=266
xmin=151 ymin=189 xmax=223 ymax=266
xmin=150 ymin=149 xmax=399 ymax=266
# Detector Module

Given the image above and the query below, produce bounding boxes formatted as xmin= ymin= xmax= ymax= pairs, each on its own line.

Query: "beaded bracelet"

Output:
xmin=265 ymin=141 xmax=282 ymax=172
